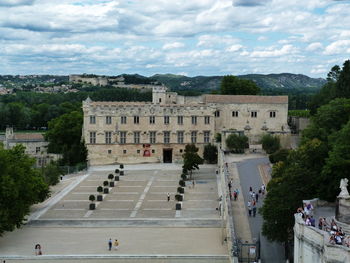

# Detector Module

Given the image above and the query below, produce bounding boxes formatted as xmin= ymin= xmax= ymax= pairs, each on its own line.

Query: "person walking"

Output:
xmin=247 ymin=200 xmax=252 ymax=217
xmin=167 ymin=192 xmax=170 ymax=202
xmin=255 ymin=192 xmax=259 ymax=203
xmin=192 ymin=180 xmax=195 ymax=189
xmin=35 ymin=244 xmax=42 ymax=255
xmin=252 ymin=200 xmax=257 ymax=217
xmin=108 ymin=238 xmax=112 ymax=251
xmin=114 ymin=239 xmax=119 ymax=250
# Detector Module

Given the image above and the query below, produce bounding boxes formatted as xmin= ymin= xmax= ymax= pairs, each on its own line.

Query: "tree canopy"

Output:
xmin=203 ymin=144 xmax=218 ymax=164
xmin=0 ymin=144 xmax=49 ymax=235
xmin=182 ymin=144 xmax=204 ymax=178
xmin=225 ymin=133 xmax=249 ymax=153
xmin=260 ymin=60 xmax=350 ymax=250
xmin=220 ymin=75 xmax=260 ymax=95
xmin=45 ymin=111 xmax=87 ymax=166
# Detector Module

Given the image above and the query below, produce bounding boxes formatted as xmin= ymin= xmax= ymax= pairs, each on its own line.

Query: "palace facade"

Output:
xmin=82 ymin=87 xmax=289 ymax=165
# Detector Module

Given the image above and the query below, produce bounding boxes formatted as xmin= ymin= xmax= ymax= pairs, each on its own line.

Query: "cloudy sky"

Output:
xmin=0 ymin=0 xmax=349 ymax=77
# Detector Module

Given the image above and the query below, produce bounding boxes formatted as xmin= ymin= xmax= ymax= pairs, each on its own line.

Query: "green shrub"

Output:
xmin=261 ymin=134 xmax=281 ymax=154
xmin=103 ymin=180 xmax=109 ymax=186
xmin=203 ymin=144 xmax=218 ymax=164
xmin=226 ymin=134 xmax=249 ymax=153
xmin=181 ymin=174 xmax=187 ymax=180
xmin=269 ymin=149 xmax=290 ymax=164
xmin=97 ymin=186 xmax=103 ymax=193
xmin=179 ymin=180 xmax=185 ymax=187
xmin=89 ymin=194 xmax=95 ymax=202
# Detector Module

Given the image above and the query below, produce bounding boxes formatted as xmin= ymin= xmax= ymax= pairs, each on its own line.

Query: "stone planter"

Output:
xmin=97 ymin=195 xmax=103 ymax=201
xmin=109 ymin=181 xmax=115 ymax=187
xmin=176 ymin=203 xmax=182 ymax=210
xmin=115 ymin=176 xmax=119 ymax=181
xmin=104 ymin=188 xmax=109 ymax=194
xmin=89 ymin=203 xmax=96 ymax=210
xmin=120 ymin=171 xmax=124 ymax=176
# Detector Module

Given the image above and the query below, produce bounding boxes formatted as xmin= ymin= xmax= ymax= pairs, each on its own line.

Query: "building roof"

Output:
xmin=204 ymin=94 xmax=288 ymax=104
xmin=10 ymin=133 xmax=45 ymax=142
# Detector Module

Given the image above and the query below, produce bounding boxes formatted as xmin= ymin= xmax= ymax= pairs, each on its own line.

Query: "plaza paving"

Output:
xmin=0 ymin=163 xmax=229 ymax=262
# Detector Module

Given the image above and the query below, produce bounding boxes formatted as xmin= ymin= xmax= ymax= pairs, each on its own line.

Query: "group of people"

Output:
xmin=228 ymin=179 xmax=240 ymax=201
xmin=247 ymin=185 xmax=265 ymax=217
xmin=108 ymin=238 xmax=119 ymax=250
xmin=297 ymin=203 xmax=350 ymax=248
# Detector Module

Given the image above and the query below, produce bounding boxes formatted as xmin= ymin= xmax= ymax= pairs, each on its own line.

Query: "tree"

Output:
xmin=319 ymin=120 xmax=350 ymax=201
xmin=45 ymin=111 xmax=87 ymax=166
xmin=225 ymin=134 xmax=248 ymax=153
xmin=269 ymin=149 xmax=290 ymax=164
xmin=0 ymin=144 xmax=49 ymax=235
xmin=41 ymin=161 xmax=62 ymax=186
xmin=261 ymin=134 xmax=281 ymax=154
xmin=220 ymin=75 xmax=260 ymax=95
xmin=203 ymin=144 xmax=218 ymax=164
xmin=182 ymin=144 xmax=204 ymax=179
xmin=260 ymin=139 xmax=327 ymax=255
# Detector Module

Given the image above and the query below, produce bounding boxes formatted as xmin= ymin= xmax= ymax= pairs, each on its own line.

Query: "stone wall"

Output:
xmin=294 ymin=214 xmax=350 ymax=263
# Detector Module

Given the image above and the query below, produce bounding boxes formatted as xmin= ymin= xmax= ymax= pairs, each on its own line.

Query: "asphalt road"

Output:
xmin=236 ymin=157 xmax=285 ymax=263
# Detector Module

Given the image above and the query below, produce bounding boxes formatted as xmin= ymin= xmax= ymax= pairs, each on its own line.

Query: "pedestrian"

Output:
xmin=252 ymin=200 xmax=257 ymax=217
xmin=255 ymin=192 xmax=259 ymax=202
xmin=261 ymin=184 xmax=266 ymax=195
xmin=247 ymin=200 xmax=252 ymax=217
xmin=233 ymin=190 xmax=237 ymax=201
xmin=167 ymin=192 xmax=170 ymax=202
xmin=35 ymin=244 xmax=42 ymax=255
xmin=192 ymin=180 xmax=195 ymax=189
xmin=228 ymin=181 xmax=232 ymax=191
xmin=108 ymin=238 xmax=112 ymax=251
xmin=114 ymin=239 xmax=119 ymax=250
xmin=249 ymin=186 xmax=252 ymax=192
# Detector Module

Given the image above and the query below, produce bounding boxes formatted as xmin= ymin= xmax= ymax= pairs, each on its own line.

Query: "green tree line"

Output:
xmin=0 ymin=88 xmax=151 ymax=130
xmin=260 ymin=60 xmax=350 ymax=260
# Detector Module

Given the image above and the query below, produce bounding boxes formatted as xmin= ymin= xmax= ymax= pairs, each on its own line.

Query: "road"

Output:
xmin=236 ymin=157 xmax=285 ymax=263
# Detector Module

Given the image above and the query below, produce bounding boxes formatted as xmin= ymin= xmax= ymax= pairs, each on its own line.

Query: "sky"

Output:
xmin=0 ymin=0 xmax=349 ymax=77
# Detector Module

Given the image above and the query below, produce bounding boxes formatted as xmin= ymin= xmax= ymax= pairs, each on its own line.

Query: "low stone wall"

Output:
xmin=294 ymin=214 xmax=350 ymax=263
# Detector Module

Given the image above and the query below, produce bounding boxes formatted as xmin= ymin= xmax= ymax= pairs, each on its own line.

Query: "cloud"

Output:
xmin=248 ymin=45 xmax=298 ymax=58
xmin=0 ymin=0 xmax=34 ymax=6
xmin=226 ymin=44 xmax=243 ymax=52
xmin=232 ymin=0 xmax=271 ymax=6
xmin=324 ymin=40 xmax=350 ymax=55
xmin=306 ymin=42 xmax=323 ymax=51
xmin=162 ymin=42 xmax=185 ymax=50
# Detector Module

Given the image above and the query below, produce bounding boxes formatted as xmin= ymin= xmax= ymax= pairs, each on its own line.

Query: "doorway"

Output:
xmin=163 ymin=149 xmax=173 ymax=163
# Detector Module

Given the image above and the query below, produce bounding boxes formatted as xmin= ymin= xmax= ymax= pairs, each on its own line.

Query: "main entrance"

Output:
xmin=163 ymin=149 xmax=173 ymax=163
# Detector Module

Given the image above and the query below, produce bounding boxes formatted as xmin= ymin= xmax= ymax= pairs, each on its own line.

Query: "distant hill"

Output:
xmin=151 ymin=73 xmax=326 ymax=92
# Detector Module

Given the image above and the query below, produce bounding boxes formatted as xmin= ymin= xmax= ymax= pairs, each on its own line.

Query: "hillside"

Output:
xmin=151 ymin=73 xmax=326 ymax=92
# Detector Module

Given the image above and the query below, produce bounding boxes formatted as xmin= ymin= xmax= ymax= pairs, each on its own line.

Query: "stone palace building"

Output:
xmin=83 ymin=86 xmax=289 ymax=165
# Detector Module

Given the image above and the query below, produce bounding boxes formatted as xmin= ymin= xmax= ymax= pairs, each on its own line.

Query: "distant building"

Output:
xmin=2 ymin=127 xmax=60 ymax=167
xmin=82 ymin=87 xmax=289 ymax=165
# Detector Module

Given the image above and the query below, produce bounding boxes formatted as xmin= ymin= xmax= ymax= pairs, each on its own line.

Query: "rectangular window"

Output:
xmin=164 ymin=116 xmax=170 ymax=124
xmin=134 ymin=116 xmax=139 ymax=124
xmin=89 ymin=132 xmax=96 ymax=144
xmin=90 ymin=115 xmax=96 ymax=124
xmin=106 ymin=116 xmax=112 ymax=124
xmin=123 ymin=149 xmax=127 ymax=154
xmin=134 ymin=131 xmax=140 ymax=144
xmin=204 ymin=131 xmax=210 ymax=143
xmin=251 ymin=111 xmax=257 ymax=118
xmin=204 ymin=116 xmax=210 ymax=124
xmin=36 ymin=147 xmax=41 ymax=153
xmin=108 ymin=150 xmax=112 ymax=154
xmin=232 ymin=111 xmax=239 ymax=117
xmin=178 ymin=116 xmax=183 ymax=125
xmin=105 ymin=131 xmax=112 ymax=144
xmin=120 ymin=131 xmax=126 ymax=144
xmin=121 ymin=116 xmax=127 ymax=124
xmin=191 ymin=131 xmax=197 ymax=143
xmin=177 ymin=131 xmax=184 ymax=144
xmin=164 ymin=131 xmax=170 ymax=144
xmin=149 ymin=116 xmax=155 ymax=124
xmin=150 ymin=131 xmax=156 ymax=144
xmin=215 ymin=111 xmax=220 ymax=117
xmin=191 ymin=116 xmax=197 ymax=125
xmin=270 ymin=111 xmax=276 ymax=118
